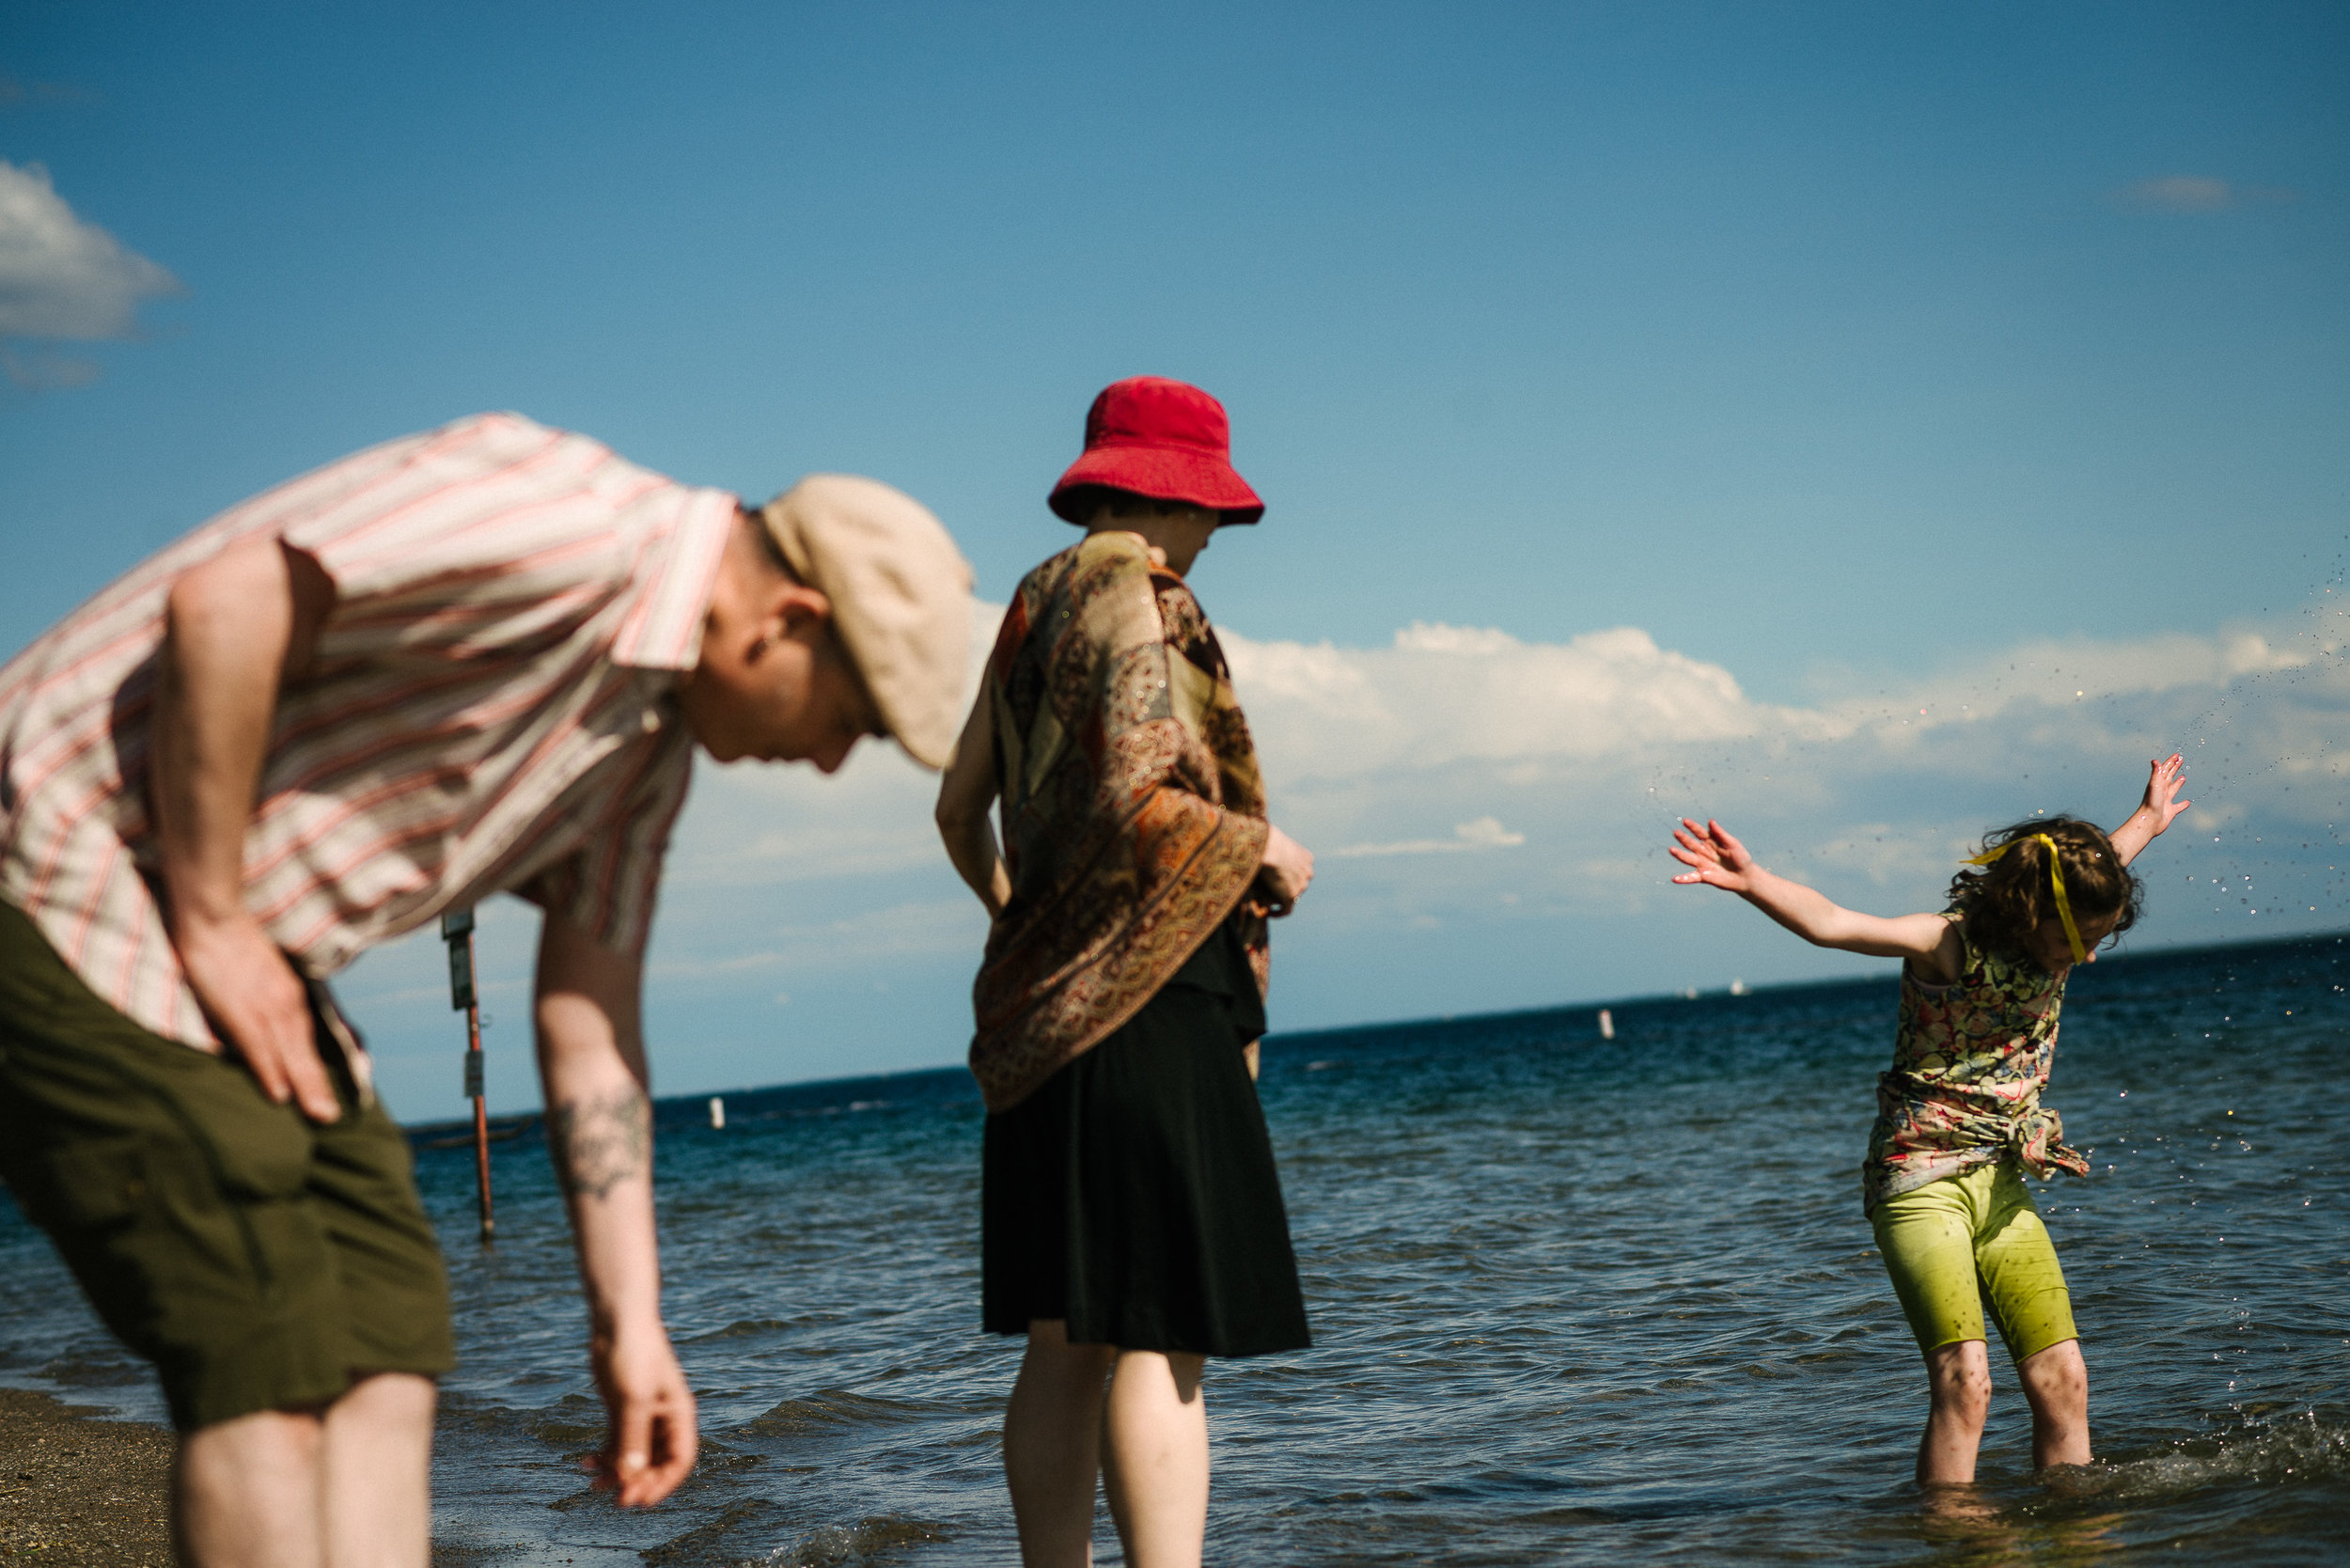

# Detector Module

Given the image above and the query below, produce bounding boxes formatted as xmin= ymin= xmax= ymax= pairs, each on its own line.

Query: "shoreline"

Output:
xmin=0 ymin=1386 xmax=175 ymax=1565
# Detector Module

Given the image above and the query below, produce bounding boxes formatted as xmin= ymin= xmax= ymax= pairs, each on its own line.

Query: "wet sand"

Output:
xmin=0 ymin=1387 xmax=175 ymax=1566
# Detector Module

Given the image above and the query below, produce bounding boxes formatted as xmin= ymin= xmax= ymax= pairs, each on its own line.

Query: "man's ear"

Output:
xmin=774 ymin=581 xmax=834 ymax=640
xmin=750 ymin=580 xmax=832 ymax=653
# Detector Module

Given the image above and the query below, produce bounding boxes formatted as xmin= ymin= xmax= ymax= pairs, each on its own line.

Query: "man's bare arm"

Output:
xmin=154 ymin=537 xmax=339 ymax=1120
xmin=534 ymin=911 xmax=697 ymax=1508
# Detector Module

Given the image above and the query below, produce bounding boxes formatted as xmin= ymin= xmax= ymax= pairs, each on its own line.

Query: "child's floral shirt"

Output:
xmin=1861 ymin=912 xmax=2091 ymax=1215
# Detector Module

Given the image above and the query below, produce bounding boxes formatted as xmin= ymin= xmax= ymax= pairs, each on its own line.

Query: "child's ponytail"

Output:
xmin=1948 ymin=816 xmax=2141 ymax=960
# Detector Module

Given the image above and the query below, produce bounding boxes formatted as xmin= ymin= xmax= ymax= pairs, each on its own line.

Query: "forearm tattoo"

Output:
xmin=548 ymin=1089 xmax=651 ymax=1200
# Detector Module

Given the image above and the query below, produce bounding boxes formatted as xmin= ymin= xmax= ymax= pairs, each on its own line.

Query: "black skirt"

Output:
xmin=981 ymin=919 xmax=1311 ymax=1357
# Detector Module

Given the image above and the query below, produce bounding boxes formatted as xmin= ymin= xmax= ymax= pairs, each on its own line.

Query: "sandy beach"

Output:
xmin=0 ymin=1387 xmax=175 ymax=1566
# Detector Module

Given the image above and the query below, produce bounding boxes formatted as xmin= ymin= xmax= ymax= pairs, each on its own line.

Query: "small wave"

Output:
xmin=749 ymin=1515 xmax=951 ymax=1566
xmin=2057 ymin=1410 xmax=2350 ymax=1497
xmin=683 ymin=1318 xmax=793 ymax=1343
xmin=37 ymin=1351 xmax=144 ymax=1388
xmin=645 ymin=1501 xmax=946 ymax=1567
xmin=731 ymin=1388 xmax=930 ymax=1438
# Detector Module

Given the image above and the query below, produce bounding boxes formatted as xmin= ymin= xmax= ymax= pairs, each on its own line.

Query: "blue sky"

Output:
xmin=5 ymin=3 xmax=2345 ymax=1120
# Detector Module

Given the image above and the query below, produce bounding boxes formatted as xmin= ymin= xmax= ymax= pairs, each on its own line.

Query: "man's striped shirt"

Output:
xmin=0 ymin=413 xmax=733 ymax=1048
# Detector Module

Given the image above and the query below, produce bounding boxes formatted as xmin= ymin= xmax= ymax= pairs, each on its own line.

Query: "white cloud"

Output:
xmin=662 ymin=598 xmax=2348 ymax=921
xmin=2111 ymin=175 xmax=2296 ymax=213
xmin=0 ymin=161 xmax=180 ymax=341
xmin=1229 ymin=611 xmax=2346 ymax=802
xmin=337 ymin=593 xmax=2350 ymax=1106
xmin=1225 ymin=621 xmax=1772 ymax=785
xmin=1335 ymin=815 xmax=1528 ymax=858
xmin=1 ymin=345 xmax=101 ymax=390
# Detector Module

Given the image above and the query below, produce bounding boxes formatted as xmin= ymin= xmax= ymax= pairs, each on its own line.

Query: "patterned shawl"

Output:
xmin=968 ymin=532 xmax=1271 ymax=1111
xmin=1861 ymin=913 xmax=2091 ymax=1215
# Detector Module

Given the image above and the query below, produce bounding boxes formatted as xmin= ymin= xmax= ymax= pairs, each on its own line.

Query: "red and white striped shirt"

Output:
xmin=0 ymin=413 xmax=733 ymax=1048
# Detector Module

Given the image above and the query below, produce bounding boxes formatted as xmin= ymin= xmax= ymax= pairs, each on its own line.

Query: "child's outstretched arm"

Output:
xmin=2107 ymin=753 xmax=2190 ymax=867
xmin=1670 ymin=819 xmax=1962 ymax=980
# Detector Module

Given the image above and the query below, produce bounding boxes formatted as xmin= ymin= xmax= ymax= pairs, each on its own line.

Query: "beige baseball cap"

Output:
xmin=758 ymin=475 xmax=974 ymax=770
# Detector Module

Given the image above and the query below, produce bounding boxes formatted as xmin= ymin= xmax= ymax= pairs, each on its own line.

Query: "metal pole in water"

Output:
xmin=441 ymin=907 xmax=494 ymax=1241
xmin=1597 ymin=1008 xmax=1615 ymax=1041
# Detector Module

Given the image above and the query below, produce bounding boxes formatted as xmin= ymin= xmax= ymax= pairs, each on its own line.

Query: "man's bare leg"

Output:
xmin=1100 ymin=1350 xmax=1207 ymax=1568
xmin=175 ymin=1408 xmax=324 ymax=1568
xmin=2016 ymin=1340 xmax=2090 ymax=1470
xmin=1918 ymin=1340 xmax=1993 ymax=1485
xmin=1005 ymin=1320 xmax=1116 ymax=1567
xmin=322 ymin=1373 xmax=436 ymax=1568
xmin=173 ymin=1373 xmax=435 ymax=1568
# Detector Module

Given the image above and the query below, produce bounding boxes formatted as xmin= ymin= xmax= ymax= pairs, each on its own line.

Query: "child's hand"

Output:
xmin=2139 ymin=753 xmax=2191 ymax=837
xmin=1669 ymin=818 xmax=1760 ymax=894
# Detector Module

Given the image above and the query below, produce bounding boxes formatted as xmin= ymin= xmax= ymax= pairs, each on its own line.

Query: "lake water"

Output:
xmin=4 ymin=933 xmax=2346 ymax=1565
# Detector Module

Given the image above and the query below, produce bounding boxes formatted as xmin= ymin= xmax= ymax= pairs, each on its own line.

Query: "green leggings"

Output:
xmin=1871 ymin=1161 xmax=2077 ymax=1363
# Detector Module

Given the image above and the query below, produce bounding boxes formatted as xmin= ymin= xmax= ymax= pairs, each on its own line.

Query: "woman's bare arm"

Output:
xmin=934 ymin=692 xmax=1010 ymax=916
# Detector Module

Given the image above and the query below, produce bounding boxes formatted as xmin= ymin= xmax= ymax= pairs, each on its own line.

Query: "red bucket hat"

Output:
xmin=1047 ymin=376 xmax=1264 ymax=525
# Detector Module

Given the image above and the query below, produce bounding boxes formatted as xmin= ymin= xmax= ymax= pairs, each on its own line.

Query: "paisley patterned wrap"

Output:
xmin=968 ymin=532 xmax=1271 ymax=1112
xmin=1861 ymin=912 xmax=2091 ymax=1215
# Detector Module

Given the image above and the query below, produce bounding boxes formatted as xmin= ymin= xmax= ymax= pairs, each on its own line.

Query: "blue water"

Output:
xmin=4 ymin=934 xmax=2347 ymax=1564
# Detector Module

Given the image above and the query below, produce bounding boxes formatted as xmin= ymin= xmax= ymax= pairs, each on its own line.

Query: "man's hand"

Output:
xmin=1668 ymin=818 xmax=1760 ymax=894
xmin=588 ymin=1324 xmax=697 ymax=1508
xmin=174 ymin=911 xmax=339 ymax=1121
xmin=155 ymin=536 xmax=338 ymax=1118
xmin=1254 ymin=823 xmax=1315 ymax=916
xmin=538 ymin=912 xmax=697 ymax=1508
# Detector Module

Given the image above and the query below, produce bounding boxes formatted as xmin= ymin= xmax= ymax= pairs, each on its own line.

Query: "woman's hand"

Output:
xmin=1668 ymin=818 xmax=1759 ymax=894
xmin=1254 ymin=823 xmax=1314 ymax=916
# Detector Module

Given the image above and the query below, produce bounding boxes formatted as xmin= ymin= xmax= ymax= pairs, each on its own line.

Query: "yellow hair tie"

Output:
xmin=1965 ymin=833 xmax=2086 ymax=963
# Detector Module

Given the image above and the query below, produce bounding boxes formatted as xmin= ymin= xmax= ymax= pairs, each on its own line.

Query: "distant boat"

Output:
xmin=1730 ymin=979 xmax=1748 ymax=996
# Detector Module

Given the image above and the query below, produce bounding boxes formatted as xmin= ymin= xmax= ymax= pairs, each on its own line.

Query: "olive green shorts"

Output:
xmin=0 ymin=901 xmax=453 ymax=1432
xmin=1871 ymin=1160 xmax=2077 ymax=1363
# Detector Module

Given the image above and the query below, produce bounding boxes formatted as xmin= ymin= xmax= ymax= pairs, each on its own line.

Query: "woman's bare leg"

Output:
xmin=1918 ymin=1340 xmax=1994 ymax=1485
xmin=1100 ymin=1350 xmax=1207 ymax=1568
xmin=2016 ymin=1339 xmax=2090 ymax=1469
xmin=1005 ymin=1320 xmax=1116 ymax=1567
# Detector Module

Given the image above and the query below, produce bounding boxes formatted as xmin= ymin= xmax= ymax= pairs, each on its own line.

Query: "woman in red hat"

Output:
xmin=937 ymin=377 xmax=1315 ymax=1567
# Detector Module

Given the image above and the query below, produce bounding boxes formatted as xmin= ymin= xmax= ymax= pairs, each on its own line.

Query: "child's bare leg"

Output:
xmin=2016 ymin=1339 xmax=2089 ymax=1469
xmin=1918 ymin=1340 xmax=1993 ymax=1484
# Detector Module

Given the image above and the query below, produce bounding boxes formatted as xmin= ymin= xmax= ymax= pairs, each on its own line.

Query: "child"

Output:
xmin=1668 ymin=756 xmax=2190 ymax=1484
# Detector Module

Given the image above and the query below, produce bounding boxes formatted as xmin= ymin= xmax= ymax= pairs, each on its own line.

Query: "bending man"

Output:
xmin=0 ymin=413 xmax=972 ymax=1566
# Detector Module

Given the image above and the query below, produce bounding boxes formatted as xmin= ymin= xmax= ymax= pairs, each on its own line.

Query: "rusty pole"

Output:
xmin=441 ymin=907 xmax=494 ymax=1241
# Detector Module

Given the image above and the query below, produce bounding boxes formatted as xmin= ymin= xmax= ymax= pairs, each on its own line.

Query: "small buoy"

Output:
xmin=1597 ymin=1008 xmax=1615 ymax=1041
xmin=1730 ymin=979 xmax=1747 ymax=996
xmin=709 ymin=1096 xmax=726 ymax=1129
